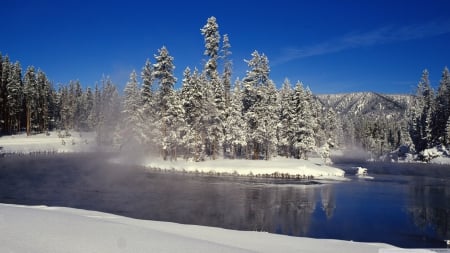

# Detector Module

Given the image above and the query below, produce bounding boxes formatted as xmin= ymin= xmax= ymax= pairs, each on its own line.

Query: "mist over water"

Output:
xmin=0 ymin=153 xmax=448 ymax=248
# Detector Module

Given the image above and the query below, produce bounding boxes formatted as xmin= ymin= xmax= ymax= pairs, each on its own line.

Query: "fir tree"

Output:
xmin=409 ymin=69 xmax=434 ymax=152
xmin=224 ymin=79 xmax=247 ymax=158
xmin=201 ymin=16 xmax=225 ymax=159
xmin=242 ymin=51 xmax=275 ymax=159
xmin=1 ymin=55 xmax=10 ymax=134
xmin=23 ymin=66 xmax=38 ymax=135
xmin=141 ymin=58 xmax=154 ymax=106
xmin=221 ymin=34 xmax=232 ymax=106
xmin=6 ymin=61 xmax=23 ymax=134
xmin=122 ymin=70 xmax=143 ymax=145
xmin=445 ymin=116 xmax=450 ymax=146
xmin=181 ymin=68 xmax=207 ymax=161
xmin=434 ymin=67 xmax=450 ymax=143
xmin=153 ymin=46 xmax=178 ymax=160
xmin=291 ymin=81 xmax=316 ymax=159
xmin=277 ymin=78 xmax=293 ymax=157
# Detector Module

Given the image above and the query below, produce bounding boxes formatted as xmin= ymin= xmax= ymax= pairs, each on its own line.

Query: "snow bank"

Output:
xmin=142 ymin=156 xmax=346 ymax=180
xmin=0 ymin=131 xmax=96 ymax=154
xmin=0 ymin=204 xmax=396 ymax=253
xmin=0 ymin=132 xmax=346 ymax=179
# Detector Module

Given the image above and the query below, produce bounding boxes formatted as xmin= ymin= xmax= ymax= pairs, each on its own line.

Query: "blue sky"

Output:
xmin=2 ymin=0 xmax=450 ymax=94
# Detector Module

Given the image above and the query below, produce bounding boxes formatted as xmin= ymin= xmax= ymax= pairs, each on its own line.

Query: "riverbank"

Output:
xmin=0 ymin=132 xmax=346 ymax=180
xmin=0 ymin=204 xmax=397 ymax=253
xmin=140 ymin=157 xmax=346 ymax=180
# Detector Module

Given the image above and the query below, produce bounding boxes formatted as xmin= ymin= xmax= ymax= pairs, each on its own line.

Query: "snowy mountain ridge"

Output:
xmin=316 ymin=92 xmax=411 ymax=117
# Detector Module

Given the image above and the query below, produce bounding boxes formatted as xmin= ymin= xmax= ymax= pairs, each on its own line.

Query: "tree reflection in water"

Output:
xmin=407 ymin=177 xmax=450 ymax=241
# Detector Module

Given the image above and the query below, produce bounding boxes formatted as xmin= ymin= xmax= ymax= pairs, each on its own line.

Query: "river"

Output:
xmin=0 ymin=153 xmax=448 ymax=248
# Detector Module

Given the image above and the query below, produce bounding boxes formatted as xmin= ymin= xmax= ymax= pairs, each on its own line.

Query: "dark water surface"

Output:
xmin=0 ymin=153 xmax=449 ymax=248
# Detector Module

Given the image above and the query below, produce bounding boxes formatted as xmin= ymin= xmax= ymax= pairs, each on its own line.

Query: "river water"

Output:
xmin=0 ymin=153 xmax=448 ymax=248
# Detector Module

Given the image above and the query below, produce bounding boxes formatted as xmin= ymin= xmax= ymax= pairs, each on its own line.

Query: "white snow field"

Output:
xmin=0 ymin=131 xmax=97 ymax=154
xmin=0 ymin=204 xmax=396 ymax=253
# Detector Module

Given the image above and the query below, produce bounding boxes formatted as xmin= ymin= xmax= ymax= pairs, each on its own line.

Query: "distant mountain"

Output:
xmin=316 ymin=92 xmax=412 ymax=117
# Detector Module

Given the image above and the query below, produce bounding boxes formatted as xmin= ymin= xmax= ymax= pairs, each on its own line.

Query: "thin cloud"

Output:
xmin=273 ymin=20 xmax=450 ymax=66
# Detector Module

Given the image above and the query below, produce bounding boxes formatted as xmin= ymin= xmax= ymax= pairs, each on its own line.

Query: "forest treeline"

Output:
xmin=1 ymin=17 xmax=449 ymax=161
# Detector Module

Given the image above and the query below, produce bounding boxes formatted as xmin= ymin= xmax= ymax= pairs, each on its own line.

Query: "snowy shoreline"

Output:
xmin=140 ymin=157 xmax=347 ymax=180
xmin=0 ymin=204 xmax=397 ymax=253
xmin=0 ymin=131 xmax=347 ymax=180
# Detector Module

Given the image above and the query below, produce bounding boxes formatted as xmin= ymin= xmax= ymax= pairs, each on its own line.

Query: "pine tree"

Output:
xmin=409 ymin=69 xmax=434 ymax=152
xmin=153 ymin=46 xmax=179 ymax=160
xmin=122 ymin=70 xmax=143 ymax=146
xmin=221 ymin=34 xmax=232 ymax=106
xmin=23 ymin=66 xmax=38 ymax=135
xmin=277 ymin=78 xmax=294 ymax=157
xmin=181 ymin=68 xmax=207 ymax=161
xmin=201 ymin=16 xmax=225 ymax=159
xmin=97 ymin=77 xmax=121 ymax=146
xmin=291 ymin=81 xmax=316 ymax=159
xmin=434 ymin=67 xmax=450 ymax=143
xmin=36 ymin=70 xmax=51 ymax=133
xmin=445 ymin=116 xmax=450 ymax=146
xmin=141 ymin=58 xmax=154 ymax=106
xmin=1 ymin=55 xmax=11 ymax=134
xmin=242 ymin=51 xmax=275 ymax=159
xmin=6 ymin=61 xmax=23 ymax=134
xmin=87 ymin=83 xmax=101 ymax=130
xmin=201 ymin=16 xmax=220 ymax=80
xmin=224 ymin=79 xmax=247 ymax=158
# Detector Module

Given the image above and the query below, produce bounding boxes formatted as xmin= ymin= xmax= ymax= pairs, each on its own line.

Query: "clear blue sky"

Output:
xmin=3 ymin=0 xmax=450 ymax=94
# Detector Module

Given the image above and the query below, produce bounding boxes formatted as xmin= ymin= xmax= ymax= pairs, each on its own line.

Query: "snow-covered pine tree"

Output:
xmin=23 ymin=66 xmax=38 ymax=135
xmin=6 ymin=61 xmax=23 ymax=134
xmin=446 ymin=116 xmax=450 ymax=147
xmin=181 ymin=68 xmax=207 ymax=161
xmin=277 ymin=78 xmax=294 ymax=157
xmin=97 ymin=77 xmax=121 ymax=146
xmin=242 ymin=51 xmax=276 ymax=160
xmin=201 ymin=16 xmax=225 ymax=159
xmin=224 ymin=79 xmax=247 ymax=158
xmin=434 ymin=67 xmax=450 ymax=144
xmin=141 ymin=59 xmax=154 ymax=105
xmin=291 ymin=81 xmax=316 ymax=159
xmin=152 ymin=46 xmax=180 ymax=160
xmin=409 ymin=69 xmax=434 ymax=152
xmin=121 ymin=70 xmax=143 ymax=147
xmin=36 ymin=70 xmax=51 ymax=133
xmin=82 ymin=87 xmax=94 ymax=131
xmin=87 ymin=83 xmax=101 ymax=130
xmin=220 ymin=34 xmax=232 ymax=107
xmin=1 ymin=55 xmax=11 ymax=134
xmin=201 ymin=16 xmax=220 ymax=80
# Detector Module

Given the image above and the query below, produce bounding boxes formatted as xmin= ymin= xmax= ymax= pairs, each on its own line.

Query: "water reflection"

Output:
xmin=407 ymin=177 xmax=450 ymax=241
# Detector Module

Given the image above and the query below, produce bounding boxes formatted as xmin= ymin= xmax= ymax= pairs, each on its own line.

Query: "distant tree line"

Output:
xmin=1 ymin=16 xmax=449 ymax=161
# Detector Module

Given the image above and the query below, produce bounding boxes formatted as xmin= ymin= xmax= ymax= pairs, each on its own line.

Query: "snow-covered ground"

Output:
xmin=141 ymin=156 xmax=346 ymax=180
xmin=1 ymin=132 xmax=347 ymax=179
xmin=0 ymin=131 xmax=97 ymax=154
xmin=0 ymin=204 xmax=397 ymax=253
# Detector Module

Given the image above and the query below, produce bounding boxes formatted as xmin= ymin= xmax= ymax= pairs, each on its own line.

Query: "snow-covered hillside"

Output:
xmin=0 ymin=204 xmax=397 ymax=253
xmin=317 ymin=92 xmax=410 ymax=116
